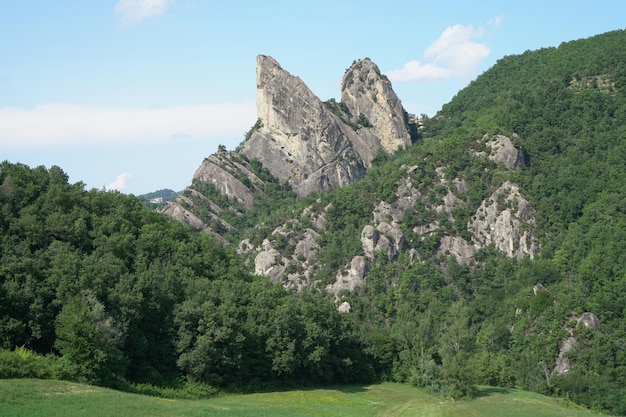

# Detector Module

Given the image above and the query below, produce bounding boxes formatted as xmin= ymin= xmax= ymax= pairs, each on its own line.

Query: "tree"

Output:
xmin=54 ymin=292 xmax=127 ymax=385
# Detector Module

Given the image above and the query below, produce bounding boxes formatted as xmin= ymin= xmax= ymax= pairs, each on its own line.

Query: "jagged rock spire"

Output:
xmin=243 ymin=55 xmax=411 ymax=197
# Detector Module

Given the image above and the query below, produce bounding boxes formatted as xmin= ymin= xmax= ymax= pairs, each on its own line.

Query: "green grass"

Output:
xmin=0 ymin=379 xmax=606 ymax=417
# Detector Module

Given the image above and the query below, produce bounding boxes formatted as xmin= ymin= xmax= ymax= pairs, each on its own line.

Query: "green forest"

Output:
xmin=2 ymin=29 xmax=626 ymax=415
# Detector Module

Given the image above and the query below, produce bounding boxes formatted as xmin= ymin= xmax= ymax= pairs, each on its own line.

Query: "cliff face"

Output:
xmin=341 ymin=58 xmax=411 ymax=154
xmin=243 ymin=55 xmax=411 ymax=197
xmin=163 ymin=57 xmax=540 ymax=299
xmin=163 ymin=55 xmax=412 ymax=234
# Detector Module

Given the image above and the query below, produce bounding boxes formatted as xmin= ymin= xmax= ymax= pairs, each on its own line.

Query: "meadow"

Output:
xmin=0 ymin=379 xmax=603 ymax=417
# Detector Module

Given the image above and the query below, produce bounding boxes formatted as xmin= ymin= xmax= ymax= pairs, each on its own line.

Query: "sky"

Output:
xmin=1 ymin=1 xmax=625 ymax=195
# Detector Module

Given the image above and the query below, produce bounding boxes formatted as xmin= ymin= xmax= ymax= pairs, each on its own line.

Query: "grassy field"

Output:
xmin=0 ymin=379 xmax=605 ymax=417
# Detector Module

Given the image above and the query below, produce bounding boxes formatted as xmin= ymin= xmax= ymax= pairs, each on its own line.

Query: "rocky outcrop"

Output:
xmin=554 ymin=312 xmax=601 ymax=376
xmin=577 ymin=312 xmax=601 ymax=330
xmin=192 ymin=153 xmax=261 ymax=209
xmin=469 ymin=181 xmax=540 ymax=259
xmin=477 ymin=134 xmax=523 ymax=170
xmin=438 ymin=236 xmax=478 ymax=265
xmin=162 ymin=194 xmax=210 ymax=231
xmin=361 ymin=222 xmax=406 ymax=260
xmin=163 ymin=58 xmax=540 ymax=292
xmin=162 ymin=151 xmax=263 ymax=236
xmin=341 ymin=59 xmax=411 ymax=153
xmin=243 ymin=55 xmax=411 ymax=197
xmin=326 ymin=256 xmax=369 ymax=296
xmin=164 ymin=55 xmax=411 ymax=235
xmin=533 ymin=283 xmax=547 ymax=295
xmin=254 ymin=239 xmax=281 ymax=278
xmin=237 ymin=203 xmax=328 ymax=290
xmin=554 ymin=336 xmax=578 ymax=376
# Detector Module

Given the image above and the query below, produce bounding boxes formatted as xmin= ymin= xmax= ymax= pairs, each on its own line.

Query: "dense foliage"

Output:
xmin=344 ymin=29 xmax=626 ymax=413
xmin=2 ymin=29 xmax=626 ymax=415
xmin=0 ymin=162 xmax=374 ymax=391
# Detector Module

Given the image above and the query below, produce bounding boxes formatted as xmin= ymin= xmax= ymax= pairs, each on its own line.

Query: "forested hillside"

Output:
xmin=0 ymin=163 xmax=374 ymax=390
xmin=1 ymin=29 xmax=626 ymax=415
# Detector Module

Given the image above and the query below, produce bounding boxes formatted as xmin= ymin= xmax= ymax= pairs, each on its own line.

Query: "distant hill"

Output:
xmin=137 ymin=188 xmax=178 ymax=208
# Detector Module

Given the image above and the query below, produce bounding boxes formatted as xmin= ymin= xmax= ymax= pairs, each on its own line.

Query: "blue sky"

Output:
xmin=1 ymin=1 xmax=624 ymax=195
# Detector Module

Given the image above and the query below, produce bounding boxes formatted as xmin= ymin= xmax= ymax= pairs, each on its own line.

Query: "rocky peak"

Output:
xmin=243 ymin=55 xmax=410 ymax=197
xmin=341 ymin=58 xmax=411 ymax=153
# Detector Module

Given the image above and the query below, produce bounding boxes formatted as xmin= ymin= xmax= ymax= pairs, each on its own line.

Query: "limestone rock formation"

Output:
xmin=243 ymin=55 xmax=411 ymax=197
xmin=326 ymin=255 xmax=369 ymax=296
xmin=237 ymin=202 xmax=328 ymax=290
xmin=360 ymin=222 xmax=406 ymax=260
xmin=554 ymin=336 xmax=578 ymax=376
xmin=478 ymin=134 xmax=523 ymax=170
xmin=554 ymin=313 xmax=601 ymax=376
xmin=469 ymin=181 xmax=540 ymax=259
xmin=161 ymin=151 xmax=263 ymax=237
xmin=192 ymin=153 xmax=260 ymax=210
xmin=533 ymin=283 xmax=547 ymax=295
xmin=438 ymin=236 xmax=478 ymax=265
xmin=341 ymin=58 xmax=411 ymax=153
xmin=577 ymin=312 xmax=601 ymax=330
xmin=254 ymin=239 xmax=281 ymax=277
xmin=161 ymin=194 xmax=211 ymax=231
xmin=164 ymin=55 xmax=412 ymax=236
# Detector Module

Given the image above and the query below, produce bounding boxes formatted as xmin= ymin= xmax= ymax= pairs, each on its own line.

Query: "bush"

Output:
xmin=0 ymin=347 xmax=76 ymax=380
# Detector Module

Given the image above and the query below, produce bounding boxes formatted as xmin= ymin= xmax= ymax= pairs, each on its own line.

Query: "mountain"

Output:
xmin=163 ymin=29 xmax=626 ymax=412
xmin=2 ymin=29 xmax=626 ymax=416
xmin=137 ymin=189 xmax=178 ymax=209
xmin=162 ymin=55 xmax=414 ymax=235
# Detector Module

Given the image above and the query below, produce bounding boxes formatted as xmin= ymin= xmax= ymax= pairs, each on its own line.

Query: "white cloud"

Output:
xmin=387 ymin=21 xmax=495 ymax=82
xmin=115 ymin=0 xmax=175 ymax=26
xmin=0 ymin=102 xmax=256 ymax=150
xmin=107 ymin=172 xmax=134 ymax=191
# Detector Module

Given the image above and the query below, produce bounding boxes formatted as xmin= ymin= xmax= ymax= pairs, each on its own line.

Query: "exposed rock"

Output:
xmin=361 ymin=225 xmax=378 ymax=257
xmin=533 ymin=283 xmax=547 ymax=295
xmin=408 ymin=248 xmax=423 ymax=264
xmin=254 ymin=239 xmax=282 ymax=278
xmin=302 ymin=201 xmax=328 ymax=230
xmin=326 ymin=255 xmax=369 ymax=296
xmin=469 ymin=181 xmax=540 ymax=259
xmin=577 ymin=312 xmax=601 ymax=330
xmin=161 ymin=196 xmax=206 ymax=230
xmin=191 ymin=153 xmax=259 ymax=210
xmin=165 ymin=55 xmax=411 ymax=236
xmin=341 ymin=58 xmax=411 ymax=153
xmin=453 ymin=178 xmax=470 ymax=194
xmin=554 ymin=313 xmax=601 ymax=376
xmin=438 ymin=236 xmax=478 ymax=265
xmin=338 ymin=301 xmax=351 ymax=313
xmin=162 ymin=151 xmax=262 ymax=235
xmin=237 ymin=238 xmax=254 ymax=254
xmin=554 ymin=336 xmax=578 ymax=375
xmin=438 ymin=189 xmax=463 ymax=221
xmin=361 ymin=222 xmax=406 ymax=260
xmin=377 ymin=222 xmax=407 ymax=256
xmin=293 ymin=228 xmax=319 ymax=264
xmin=479 ymin=134 xmax=523 ymax=170
xmin=243 ymin=55 xmax=410 ymax=197
xmin=373 ymin=165 xmax=421 ymax=224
